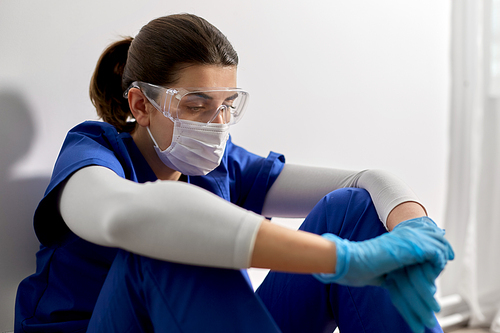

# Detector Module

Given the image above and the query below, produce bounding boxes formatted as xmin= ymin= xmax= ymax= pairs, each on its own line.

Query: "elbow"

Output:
xmin=98 ymin=189 xmax=143 ymax=247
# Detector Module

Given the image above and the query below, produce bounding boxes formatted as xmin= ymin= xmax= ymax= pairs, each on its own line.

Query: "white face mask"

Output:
xmin=147 ymin=119 xmax=230 ymax=176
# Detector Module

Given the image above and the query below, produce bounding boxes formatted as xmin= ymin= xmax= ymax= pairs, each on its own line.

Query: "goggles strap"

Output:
xmin=146 ymin=126 xmax=161 ymax=149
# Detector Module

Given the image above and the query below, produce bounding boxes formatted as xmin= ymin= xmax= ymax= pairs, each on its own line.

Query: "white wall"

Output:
xmin=0 ymin=0 xmax=451 ymax=329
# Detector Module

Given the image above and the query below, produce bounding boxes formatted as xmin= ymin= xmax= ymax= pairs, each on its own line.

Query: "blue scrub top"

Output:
xmin=15 ymin=121 xmax=285 ymax=333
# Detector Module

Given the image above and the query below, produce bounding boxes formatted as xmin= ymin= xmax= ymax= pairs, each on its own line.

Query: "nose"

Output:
xmin=211 ymin=105 xmax=227 ymax=124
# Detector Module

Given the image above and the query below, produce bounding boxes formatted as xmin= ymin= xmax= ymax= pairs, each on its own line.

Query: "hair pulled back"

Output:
xmin=89 ymin=14 xmax=239 ymax=132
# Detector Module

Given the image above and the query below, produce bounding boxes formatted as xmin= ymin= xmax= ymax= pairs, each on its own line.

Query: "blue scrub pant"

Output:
xmin=86 ymin=188 xmax=444 ymax=333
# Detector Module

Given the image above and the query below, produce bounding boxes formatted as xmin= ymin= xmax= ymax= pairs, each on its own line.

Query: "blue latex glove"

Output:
xmin=314 ymin=217 xmax=454 ymax=333
xmin=383 ymin=263 xmax=441 ymax=333
xmin=393 ymin=217 xmax=455 ymax=267
xmin=381 ymin=217 xmax=454 ymax=332
xmin=313 ymin=217 xmax=453 ymax=287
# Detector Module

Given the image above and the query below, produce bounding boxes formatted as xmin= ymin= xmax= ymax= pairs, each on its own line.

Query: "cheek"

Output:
xmin=151 ymin=115 xmax=175 ymax=150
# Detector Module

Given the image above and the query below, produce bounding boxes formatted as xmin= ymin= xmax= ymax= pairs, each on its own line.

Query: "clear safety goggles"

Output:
xmin=124 ymin=81 xmax=249 ymax=125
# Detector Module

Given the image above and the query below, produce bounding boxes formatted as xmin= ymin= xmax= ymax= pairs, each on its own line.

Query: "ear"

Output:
xmin=128 ymin=88 xmax=151 ymax=126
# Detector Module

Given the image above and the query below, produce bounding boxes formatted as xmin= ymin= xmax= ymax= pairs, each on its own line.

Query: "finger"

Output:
xmin=390 ymin=227 xmax=451 ymax=261
xmin=383 ymin=275 xmax=426 ymax=333
xmin=406 ymin=264 xmax=440 ymax=313
xmin=395 ymin=267 xmax=440 ymax=327
xmin=393 ymin=224 xmax=449 ymax=249
xmin=422 ymin=232 xmax=454 ymax=261
xmin=408 ymin=233 xmax=452 ymax=267
xmin=420 ymin=261 xmax=443 ymax=285
xmin=415 ymin=229 xmax=455 ymax=261
xmin=387 ymin=233 xmax=448 ymax=268
xmin=393 ymin=220 xmax=443 ymax=236
xmin=445 ymin=240 xmax=455 ymax=260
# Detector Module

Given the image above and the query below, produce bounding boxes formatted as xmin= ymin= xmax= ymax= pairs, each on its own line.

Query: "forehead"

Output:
xmin=173 ymin=64 xmax=237 ymax=88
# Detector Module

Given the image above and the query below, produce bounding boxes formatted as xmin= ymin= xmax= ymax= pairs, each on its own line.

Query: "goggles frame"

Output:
xmin=124 ymin=81 xmax=249 ymax=125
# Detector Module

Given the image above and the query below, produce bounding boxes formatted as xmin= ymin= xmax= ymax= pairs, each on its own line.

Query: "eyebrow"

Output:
xmin=192 ymin=92 xmax=239 ymax=102
xmin=193 ymin=92 xmax=213 ymax=100
xmin=225 ymin=93 xmax=239 ymax=101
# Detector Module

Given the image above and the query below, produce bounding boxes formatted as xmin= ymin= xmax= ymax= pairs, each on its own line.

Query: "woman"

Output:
xmin=15 ymin=13 xmax=453 ymax=333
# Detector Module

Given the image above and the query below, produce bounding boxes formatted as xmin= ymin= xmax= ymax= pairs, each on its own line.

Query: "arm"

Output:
xmin=261 ymin=164 xmax=450 ymax=332
xmin=59 ymin=165 xmax=263 ymax=269
xmin=262 ymin=164 xmax=426 ymax=229
xmin=59 ymin=165 xmax=337 ymax=273
xmin=59 ymin=165 xmax=440 ymax=276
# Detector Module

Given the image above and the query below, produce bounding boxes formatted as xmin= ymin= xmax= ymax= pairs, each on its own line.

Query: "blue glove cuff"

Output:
xmin=312 ymin=233 xmax=349 ymax=284
xmin=393 ymin=216 xmax=437 ymax=230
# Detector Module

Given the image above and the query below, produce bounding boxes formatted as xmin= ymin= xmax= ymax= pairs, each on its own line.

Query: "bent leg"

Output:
xmin=87 ymin=250 xmax=280 ymax=333
xmin=257 ymin=188 xmax=443 ymax=333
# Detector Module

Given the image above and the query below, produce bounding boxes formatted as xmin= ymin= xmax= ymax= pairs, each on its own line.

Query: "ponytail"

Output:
xmin=89 ymin=37 xmax=136 ymax=132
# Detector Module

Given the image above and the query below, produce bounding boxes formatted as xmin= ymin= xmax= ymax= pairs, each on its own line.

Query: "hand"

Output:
xmin=394 ymin=217 xmax=455 ymax=263
xmin=393 ymin=217 xmax=455 ymax=277
xmin=313 ymin=217 xmax=454 ymax=286
xmin=383 ymin=263 xmax=441 ymax=333
xmin=383 ymin=218 xmax=454 ymax=332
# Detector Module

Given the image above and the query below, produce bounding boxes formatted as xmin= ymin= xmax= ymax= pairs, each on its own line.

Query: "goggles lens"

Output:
xmin=124 ymin=81 xmax=249 ymax=125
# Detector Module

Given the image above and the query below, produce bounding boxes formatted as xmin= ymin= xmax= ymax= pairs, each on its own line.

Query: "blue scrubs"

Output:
xmin=14 ymin=121 xmax=443 ymax=333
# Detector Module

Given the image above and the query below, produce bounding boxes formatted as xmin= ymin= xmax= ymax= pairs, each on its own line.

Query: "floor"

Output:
xmin=328 ymin=321 xmax=491 ymax=332
xmin=330 ymin=324 xmax=492 ymax=333
xmin=444 ymin=327 xmax=490 ymax=332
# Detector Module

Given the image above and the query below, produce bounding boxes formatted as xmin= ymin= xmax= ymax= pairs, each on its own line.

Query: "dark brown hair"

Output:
xmin=89 ymin=14 xmax=239 ymax=132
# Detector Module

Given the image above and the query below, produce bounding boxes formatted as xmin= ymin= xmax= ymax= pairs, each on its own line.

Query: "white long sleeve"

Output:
xmin=59 ymin=164 xmax=422 ymax=269
xmin=262 ymin=164 xmax=423 ymax=229
xmin=59 ymin=165 xmax=264 ymax=269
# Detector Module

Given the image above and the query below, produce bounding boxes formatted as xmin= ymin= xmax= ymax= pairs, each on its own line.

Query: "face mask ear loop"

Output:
xmin=146 ymin=126 xmax=161 ymax=149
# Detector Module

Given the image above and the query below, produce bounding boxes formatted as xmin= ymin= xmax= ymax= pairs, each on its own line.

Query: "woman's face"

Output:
xmin=149 ymin=64 xmax=237 ymax=150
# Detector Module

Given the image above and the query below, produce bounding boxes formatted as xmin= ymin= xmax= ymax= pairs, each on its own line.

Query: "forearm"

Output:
xmin=251 ymin=220 xmax=336 ymax=274
xmin=251 ymin=202 xmax=429 ymax=274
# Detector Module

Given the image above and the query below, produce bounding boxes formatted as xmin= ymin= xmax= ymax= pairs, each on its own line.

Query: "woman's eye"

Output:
xmin=185 ymin=105 xmax=206 ymax=113
xmin=224 ymin=104 xmax=237 ymax=112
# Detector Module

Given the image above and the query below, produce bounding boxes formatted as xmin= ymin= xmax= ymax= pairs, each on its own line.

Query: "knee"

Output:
xmin=306 ymin=188 xmax=374 ymax=223
xmin=327 ymin=187 xmax=371 ymax=199
xmin=322 ymin=187 xmax=373 ymax=210
xmin=321 ymin=188 xmax=376 ymax=223
xmin=310 ymin=188 xmax=384 ymax=240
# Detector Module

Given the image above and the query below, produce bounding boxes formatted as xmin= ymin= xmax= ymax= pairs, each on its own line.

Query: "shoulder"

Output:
xmin=62 ymin=120 xmax=131 ymax=156
xmin=68 ymin=120 xmax=120 ymax=139
xmin=53 ymin=121 xmax=129 ymax=182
